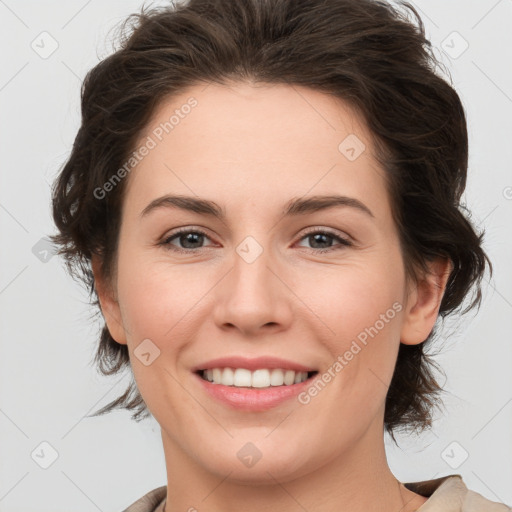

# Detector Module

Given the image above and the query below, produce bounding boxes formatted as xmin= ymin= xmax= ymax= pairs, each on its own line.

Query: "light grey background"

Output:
xmin=0 ymin=1 xmax=511 ymax=511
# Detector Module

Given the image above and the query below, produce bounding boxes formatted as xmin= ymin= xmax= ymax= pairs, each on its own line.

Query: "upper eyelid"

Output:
xmin=164 ymin=226 xmax=215 ymax=242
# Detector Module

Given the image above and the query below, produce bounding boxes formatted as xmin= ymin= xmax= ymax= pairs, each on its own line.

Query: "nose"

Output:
xmin=212 ymin=243 xmax=294 ymax=337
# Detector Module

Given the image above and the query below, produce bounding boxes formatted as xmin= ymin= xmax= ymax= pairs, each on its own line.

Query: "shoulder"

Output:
xmin=121 ymin=485 xmax=167 ymax=512
xmin=404 ymin=474 xmax=511 ymax=511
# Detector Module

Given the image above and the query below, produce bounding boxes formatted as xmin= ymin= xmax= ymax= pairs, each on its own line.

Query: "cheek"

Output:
xmin=299 ymin=258 xmax=405 ymax=402
xmin=114 ymin=250 xmax=203 ymax=421
xmin=300 ymin=259 xmax=404 ymax=343
xmin=115 ymin=247 xmax=211 ymax=343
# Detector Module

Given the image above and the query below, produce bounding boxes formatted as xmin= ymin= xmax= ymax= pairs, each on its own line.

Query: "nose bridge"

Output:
xmin=231 ymin=235 xmax=277 ymax=307
xmin=212 ymin=233 xmax=292 ymax=333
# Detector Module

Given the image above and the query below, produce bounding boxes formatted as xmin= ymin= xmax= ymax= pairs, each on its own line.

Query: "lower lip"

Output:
xmin=194 ymin=372 xmax=317 ymax=411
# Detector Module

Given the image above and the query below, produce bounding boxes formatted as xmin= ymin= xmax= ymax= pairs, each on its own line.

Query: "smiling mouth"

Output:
xmin=196 ymin=368 xmax=319 ymax=388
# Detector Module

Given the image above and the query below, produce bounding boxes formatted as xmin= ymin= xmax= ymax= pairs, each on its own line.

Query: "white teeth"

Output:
xmin=252 ymin=369 xmax=271 ymax=388
xmin=212 ymin=368 xmax=222 ymax=383
xmin=269 ymin=369 xmax=284 ymax=386
xmin=284 ymin=370 xmax=295 ymax=385
xmin=233 ymin=368 xmax=252 ymax=387
xmin=221 ymin=367 xmax=234 ymax=386
xmin=201 ymin=368 xmax=311 ymax=387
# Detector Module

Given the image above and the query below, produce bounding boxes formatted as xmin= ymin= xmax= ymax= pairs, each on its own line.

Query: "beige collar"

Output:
xmin=404 ymin=475 xmax=510 ymax=511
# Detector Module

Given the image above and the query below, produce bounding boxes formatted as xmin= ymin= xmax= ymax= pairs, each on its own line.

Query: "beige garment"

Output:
xmin=406 ymin=474 xmax=511 ymax=511
xmin=123 ymin=474 xmax=511 ymax=512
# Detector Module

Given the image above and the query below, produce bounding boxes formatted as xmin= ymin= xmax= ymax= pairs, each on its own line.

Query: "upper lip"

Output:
xmin=192 ymin=356 xmax=317 ymax=373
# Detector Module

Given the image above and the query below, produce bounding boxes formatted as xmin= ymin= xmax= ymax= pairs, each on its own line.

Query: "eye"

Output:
xmin=295 ymin=228 xmax=353 ymax=253
xmin=160 ymin=227 xmax=214 ymax=253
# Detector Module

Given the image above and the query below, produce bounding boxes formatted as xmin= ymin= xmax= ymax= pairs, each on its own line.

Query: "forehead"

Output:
xmin=124 ymin=81 xmax=391 ymax=224
xmin=141 ymin=80 xmax=371 ymax=157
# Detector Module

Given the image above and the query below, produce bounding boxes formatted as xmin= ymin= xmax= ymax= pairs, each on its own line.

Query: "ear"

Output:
xmin=91 ymin=254 xmax=128 ymax=345
xmin=400 ymin=257 xmax=453 ymax=345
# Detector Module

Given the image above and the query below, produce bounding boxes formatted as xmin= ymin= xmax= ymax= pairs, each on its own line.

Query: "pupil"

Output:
xmin=311 ymin=233 xmax=330 ymax=248
xmin=182 ymin=233 xmax=202 ymax=248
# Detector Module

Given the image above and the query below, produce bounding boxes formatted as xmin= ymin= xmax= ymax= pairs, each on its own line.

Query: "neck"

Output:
xmin=159 ymin=414 xmax=427 ymax=512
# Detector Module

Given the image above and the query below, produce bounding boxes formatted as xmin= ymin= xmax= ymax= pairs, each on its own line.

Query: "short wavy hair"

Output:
xmin=51 ymin=0 xmax=491 ymax=441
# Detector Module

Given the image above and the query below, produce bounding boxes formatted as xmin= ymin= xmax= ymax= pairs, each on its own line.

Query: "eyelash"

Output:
xmin=160 ymin=227 xmax=353 ymax=254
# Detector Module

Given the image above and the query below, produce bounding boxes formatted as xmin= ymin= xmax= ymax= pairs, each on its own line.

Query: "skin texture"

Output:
xmin=92 ymin=82 xmax=451 ymax=512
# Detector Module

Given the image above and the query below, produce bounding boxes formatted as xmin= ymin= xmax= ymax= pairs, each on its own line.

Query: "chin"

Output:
xmin=194 ymin=437 xmax=317 ymax=484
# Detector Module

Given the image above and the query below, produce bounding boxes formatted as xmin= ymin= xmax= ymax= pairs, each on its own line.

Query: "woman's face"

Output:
xmin=96 ymin=81 xmax=444 ymax=483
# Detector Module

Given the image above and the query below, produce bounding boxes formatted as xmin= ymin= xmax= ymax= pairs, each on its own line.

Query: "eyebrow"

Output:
xmin=140 ymin=194 xmax=374 ymax=220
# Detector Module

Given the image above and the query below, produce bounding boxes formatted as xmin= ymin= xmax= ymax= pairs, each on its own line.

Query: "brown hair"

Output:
xmin=51 ymin=0 xmax=491 ymax=441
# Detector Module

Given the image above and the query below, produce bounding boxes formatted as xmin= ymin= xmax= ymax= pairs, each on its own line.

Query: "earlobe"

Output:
xmin=400 ymin=257 xmax=453 ymax=346
xmin=91 ymin=254 xmax=128 ymax=345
